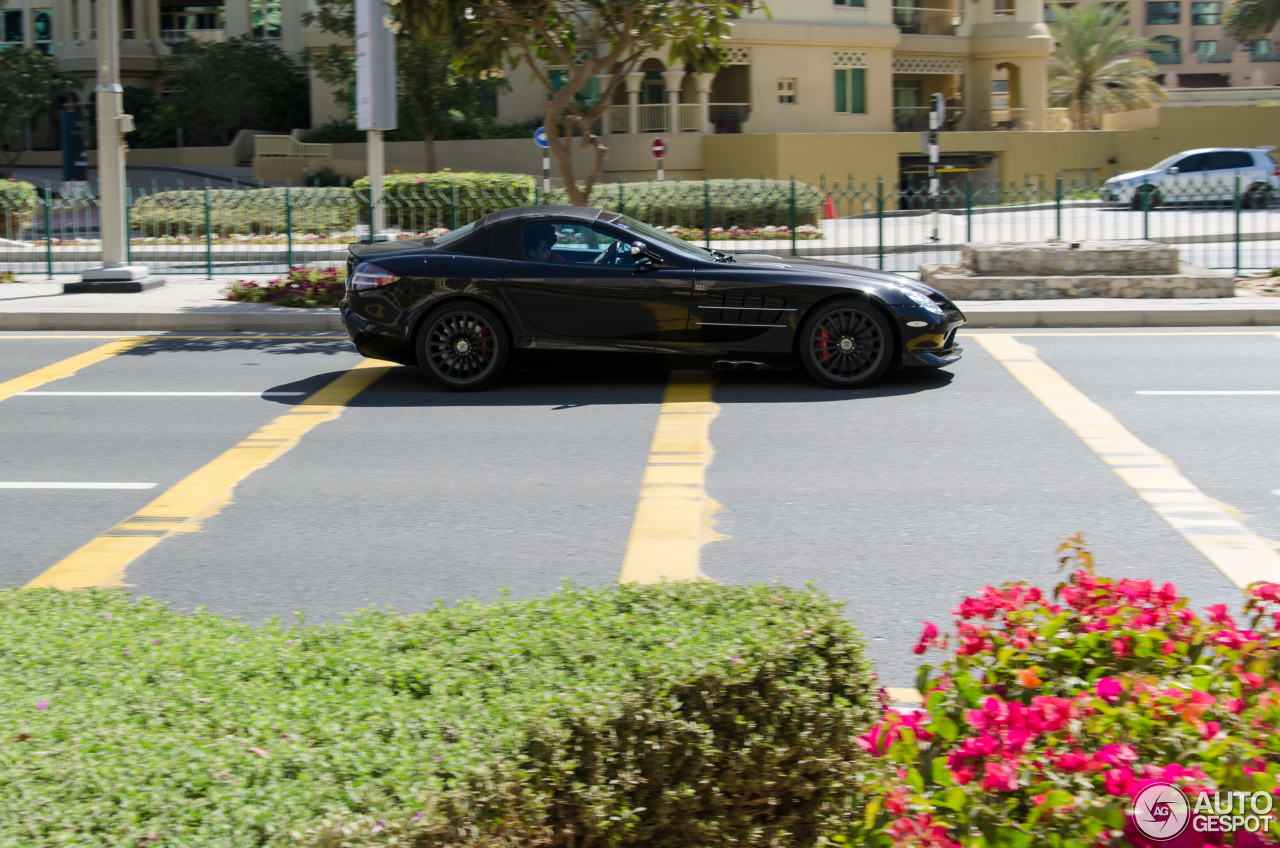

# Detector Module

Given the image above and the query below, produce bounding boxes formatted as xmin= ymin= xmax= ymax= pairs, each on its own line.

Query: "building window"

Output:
xmin=1190 ymin=1 xmax=1220 ymax=23
xmin=1044 ymin=3 xmax=1074 ymax=23
xmin=1194 ymin=39 xmax=1217 ymax=55
xmin=1 ymin=10 xmax=22 ymax=44
xmin=1246 ymin=39 xmax=1270 ymax=51
xmin=1146 ymin=1 xmax=1180 ymax=24
xmin=834 ymin=67 xmax=866 ymax=113
xmin=1150 ymin=34 xmax=1181 ymax=61
xmin=250 ymin=0 xmax=282 ymax=39
xmin=834 ymin=0 xmax=867 ymax=6
xmin=1100 ymin=2 xmax=1129 ymax=22
xmin=778 ymin=78 xmax=797 ymax=104
xmin=33 ymin=9 xmax=52 ymax=53
xmin=161 ymin=1 xmax=226 ymax=41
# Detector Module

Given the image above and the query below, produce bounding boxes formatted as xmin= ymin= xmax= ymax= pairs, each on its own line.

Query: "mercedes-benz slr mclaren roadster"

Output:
xmin=341 ymin=206 xmax=965 ymax=390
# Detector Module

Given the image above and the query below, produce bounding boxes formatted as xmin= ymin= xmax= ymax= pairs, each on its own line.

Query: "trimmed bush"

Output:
xmin=0 ymin=582 xmax=880 ymax=848
xmin=0 ymin=179 xmax=38 ymax=240
xmin=352 ymin=171 xmax=536 ymax=231
xmin=129 ymin=187 xmax=358 ymax=236
xmin=563 ymin=179 xmax=823 ymax=230
xmin=853 ymin=536 xmax=1280 ymax=847
xmin=223 ymin=266 xmax=345 ymax=307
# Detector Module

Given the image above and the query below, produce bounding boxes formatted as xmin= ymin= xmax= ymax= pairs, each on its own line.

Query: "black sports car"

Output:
xmin=341 ymin=205 xmax=965 ymax=390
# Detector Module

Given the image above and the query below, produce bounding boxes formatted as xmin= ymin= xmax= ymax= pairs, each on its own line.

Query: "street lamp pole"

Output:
xmin=67 ymin=0 xmax=163 ymax=292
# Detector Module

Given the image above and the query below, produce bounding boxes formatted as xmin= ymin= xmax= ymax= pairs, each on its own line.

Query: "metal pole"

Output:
xmin=367 ymin=128 xmax=385 ymax=236
xmin=789 ymin=176 xmax=798 ymax=257
xmin=543 ymin=152 xmax=551 ymax=193
xmin=965 ymin=172 xmax=973 ymax=244
xmin=928 ymin=93 xmax=941 ymax=243
xmin=44 ymin=186 xmax=53 ymax=280
xmin=203 ymin=186 xmax=213 ymax=278
xmin=95 ymin=0 xmax=126 ymax=268
xmin=1142 ymin=178 xmax=1150 ymax=241
xmin=1234 ymin=172 xmax=1242 ymax=276
xmin=285 ymin=184 xmax=293 ymax=271
xmin=876 ymin=176 xmax=885 ymax=271
xmin=703 ymin=179 xmax=711 ymax=250
xmin=1055 ymin=173 xmax=1062 ymax=240
xmin=450 ymin=184 xmax=459 ymax=232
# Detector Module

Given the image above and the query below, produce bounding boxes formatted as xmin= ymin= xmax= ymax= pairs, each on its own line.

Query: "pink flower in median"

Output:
xmin=1096 ymin=677 xmax=1123 ymax=703
xmin=1096 ymin=744 xmax=1138 ymax=766
xmin=1250 ymin=582 xmax=1280 ymax=603
xmin=981 ymin=761 xmax=1019 ymax=792
xmin=1205 ymin=604 xmax=1236 ymax=627
xmin=36 ymin=701 xmax=49 ymax=711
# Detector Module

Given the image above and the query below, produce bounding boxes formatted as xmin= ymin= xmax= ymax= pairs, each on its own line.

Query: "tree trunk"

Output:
xmin=424 ymin=127 xmax=437 ymax=173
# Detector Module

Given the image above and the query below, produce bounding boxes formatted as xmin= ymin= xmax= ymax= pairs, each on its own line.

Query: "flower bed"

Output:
xmin=223 ymin=267 xmax=345 ymax=308
xmin=855 ymin=535 xmax=1280 ymax=847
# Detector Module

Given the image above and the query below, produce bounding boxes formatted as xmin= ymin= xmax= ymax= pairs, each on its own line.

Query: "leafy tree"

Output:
xmin=307 ymin=0 xmax=508 ymax=172
xmin=1047 ymin=3 xmax=1166 ymax=131
xmin=393 ymin=0 xmax=755 ymax=205
xmin=163 ymin=37 xmax=309 ymax=146
xmin=0 ymin=47 xmax=78 ymax=177
xmin=1224 ymin=0 xmax=1280 ymax=44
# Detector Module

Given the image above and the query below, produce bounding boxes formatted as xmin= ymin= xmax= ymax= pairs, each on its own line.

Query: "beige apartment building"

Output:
xmin=1045 ymin=0 xmax=1280 ymax=86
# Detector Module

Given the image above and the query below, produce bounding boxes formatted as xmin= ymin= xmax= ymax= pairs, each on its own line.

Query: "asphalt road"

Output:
xmin=2 ymin=329 xmax=1276 ymax=687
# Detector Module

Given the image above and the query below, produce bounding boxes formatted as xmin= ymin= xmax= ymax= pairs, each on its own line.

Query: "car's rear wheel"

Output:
xmin=1243 ymin=183 xmax=1273 ymax=209
xmin=417 ymin=302 xmax=508 ymax=391
xmin=1131 ymin=185 xmax=1161 ymax=211
xmin=798 ymin=298 xmax=893 ymax=389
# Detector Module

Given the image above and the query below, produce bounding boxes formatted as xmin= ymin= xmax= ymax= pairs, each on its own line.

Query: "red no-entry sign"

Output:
xmin=651 ymin=138 xmax=667 ymax=158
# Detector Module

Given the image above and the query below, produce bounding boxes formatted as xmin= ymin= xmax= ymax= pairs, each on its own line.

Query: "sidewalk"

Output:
xmin=2 ymin=276 xmax=1279 ymax=331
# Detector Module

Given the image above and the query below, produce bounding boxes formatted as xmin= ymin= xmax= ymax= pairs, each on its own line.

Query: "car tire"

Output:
xmin=798 ymin=298 xmax=894 ymax=389
xmin=1131 ymin=186 xmax=1161 ymax=211
xmin=416 ymin=302 xmax=509 ymax=391
xmin=1243 ymin=183 xmax=1273 ymax=210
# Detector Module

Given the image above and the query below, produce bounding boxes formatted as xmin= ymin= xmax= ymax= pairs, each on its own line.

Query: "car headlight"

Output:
xmin=900 ymin=287 xmax=944 ymax=316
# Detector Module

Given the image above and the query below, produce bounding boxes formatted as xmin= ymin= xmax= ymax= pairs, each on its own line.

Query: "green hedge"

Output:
xmin=129 ymin=187 xmax=358 ymax=236
xmin=0 ymin=583 xmax=879 ymax=848
xmin=557 ymin=179 xmax=824 ymax=229
xmin=352 ymin=171 xmax=535 ymax=231
xmin=0 ymin=179 xmax=38 ymax=240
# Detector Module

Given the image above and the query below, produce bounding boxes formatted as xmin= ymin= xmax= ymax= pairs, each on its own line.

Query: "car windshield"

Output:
xmin=607 ymin=215 xmax=715 ymax=261
xmin=432 ymin=221 xmax=477 ymax=247
xmin=1148 ymin=152 xmax=1204 ymax=171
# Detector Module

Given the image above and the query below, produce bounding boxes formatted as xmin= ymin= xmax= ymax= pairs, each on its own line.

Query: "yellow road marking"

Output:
xmin=619 ymin=373 xmax=725 ymax=584
xmin=975 ymin=334 xmax=1280 ymax=589
xmin=0 ymin=337 xmax=151 ymax=403
xmin=27 ymin=360 xmax=393 ymax=590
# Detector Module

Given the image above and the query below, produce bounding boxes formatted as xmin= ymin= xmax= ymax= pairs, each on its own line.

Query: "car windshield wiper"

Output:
xmin=709 ymin=249 xmax=735 ymax=262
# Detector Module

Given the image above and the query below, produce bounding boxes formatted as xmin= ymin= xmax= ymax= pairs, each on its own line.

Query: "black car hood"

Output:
xmin=727 ymin=254 xmax=945 ymax=298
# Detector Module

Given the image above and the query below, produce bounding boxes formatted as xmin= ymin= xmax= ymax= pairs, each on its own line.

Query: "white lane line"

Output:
xmin=0 ymin=483 xmax=157 ymax=489
xmin=17 ymin=391 xmax=307 ymax=397
xmin=1136 ymin=391 xmax=1280 ymax=396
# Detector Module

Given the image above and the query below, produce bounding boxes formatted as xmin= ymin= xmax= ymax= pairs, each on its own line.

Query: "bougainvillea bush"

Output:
xmin=223 ymin=266 xmax=345 ymax=308
xmin=855 ymin=536 xmax=1280 ymax=847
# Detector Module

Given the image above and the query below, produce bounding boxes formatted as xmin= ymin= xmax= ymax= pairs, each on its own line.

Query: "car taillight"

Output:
xmin=1274 ymin=165 xmax=1279 ymax=176
xmin=349 ymin=263 xmax=400 ymax=291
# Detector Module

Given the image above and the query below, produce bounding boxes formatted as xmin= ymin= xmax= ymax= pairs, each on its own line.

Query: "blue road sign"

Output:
xmin=533 ymin=127 xmax=549 ymax=148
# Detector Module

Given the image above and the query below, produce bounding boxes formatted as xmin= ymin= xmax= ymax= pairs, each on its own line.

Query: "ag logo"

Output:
xmin=1131 ymin=783 xmax=1191 ymax=841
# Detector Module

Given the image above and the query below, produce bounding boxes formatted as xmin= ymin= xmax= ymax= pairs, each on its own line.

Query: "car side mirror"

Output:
xmin=1168 ymin=166 xmax=1179 ymax=175
xmin=629 ymin=241 xmax=648 ymax=258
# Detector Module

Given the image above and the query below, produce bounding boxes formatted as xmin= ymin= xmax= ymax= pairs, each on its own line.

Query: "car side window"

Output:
xmin=1209 ymin=151 xmax=1253 ymax=171
xmin=520 ymin=222 xmax=637 ymax=266
xmin=1175 ymin=153 xmax=1211 ymax=173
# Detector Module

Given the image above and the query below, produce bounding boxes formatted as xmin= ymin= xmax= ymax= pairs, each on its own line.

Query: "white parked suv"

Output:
xmin=1100 ymin=147 xmax=1279 ymax=209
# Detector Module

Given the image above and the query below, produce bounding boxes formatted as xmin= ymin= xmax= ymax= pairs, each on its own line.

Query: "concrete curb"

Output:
xmin=0 ymin=312 xmax=344 ymax=331
xmin=962 ymin=304 xmax=1280 ymax=328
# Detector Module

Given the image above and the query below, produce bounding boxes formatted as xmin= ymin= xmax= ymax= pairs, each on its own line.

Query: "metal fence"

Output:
xmin=1 ymin=174 xmax=1276 ymax=278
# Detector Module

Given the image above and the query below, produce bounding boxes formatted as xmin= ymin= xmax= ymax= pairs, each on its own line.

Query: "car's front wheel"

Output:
xmin=416 ymin=302 xmax=509 ymax=391
xmin=798 ymin=298 xmax=893 ymax=389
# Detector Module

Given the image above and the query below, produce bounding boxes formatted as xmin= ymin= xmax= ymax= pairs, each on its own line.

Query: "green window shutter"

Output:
xmin=834 ymin=68 xmax=847 ymax=112
xmin=549 ymin=69 xmax=568 ymax=91
xmin=849 ymin=68 xmax=866 ymax=113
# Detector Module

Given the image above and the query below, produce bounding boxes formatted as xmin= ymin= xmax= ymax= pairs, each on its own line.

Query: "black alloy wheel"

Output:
xmin=416 ymin=302 xmax=509 ymax=391
xmin=1244 ymin=183 xmax=1273 ymax=210
xmin=799 ymin=298 xmax=893 ymax=389
xmin=1131 ymin=185 xmax=1161 ymax=211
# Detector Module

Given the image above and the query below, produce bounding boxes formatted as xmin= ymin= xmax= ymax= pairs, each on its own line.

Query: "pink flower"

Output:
xmin=1097 ymin=744 xmax=1138 ymax=766
xmin=1096 ymin=677 xmax=1123 ymax=703
xmin=913 ymin=621 xmax=941 ymax=655
xmin=1249 ymin=583 xmax=1280 ymax=603
xmin=1205 ymin=604 xmax=1237 ymax=627
xmin=1226 ymin=699 xmax=1246 ymax=714
xmin=1054 ymin=750 xmax=1096 ymax=773
xmin=36 ymin=701 xmax=49 ymax=711
xmin=981 ymin=761 xmax=1019 ymax=792
xmin=1104 ymin=767 xmax=1134 ymax=795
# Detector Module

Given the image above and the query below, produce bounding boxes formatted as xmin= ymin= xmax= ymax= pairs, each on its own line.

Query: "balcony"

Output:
xmin=161 ymin=28 xmax=226 ymax=46
xmin=1197 ymin=51 xmax=1232 ymax=63
xmin=893 ymin=106 xmax=964 ymax=131
xmin=1253 ymin=51 xmax=1280 ymax=61
xmin=1149 ymin=51 xmax=1183 ymax=64
xmin=607 ymin=102 xmax=749 ymax=134
xmin=984 ymin=107 xmax=1028 ymax=130
xmin=893 ymin=5 xmax=962 ymax=34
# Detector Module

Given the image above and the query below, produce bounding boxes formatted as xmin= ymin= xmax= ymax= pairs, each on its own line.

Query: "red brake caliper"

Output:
xmin=478 ymin=328 xmax=491 ymax=360
xmin=817 ymin=327 xmax=831 ymax=366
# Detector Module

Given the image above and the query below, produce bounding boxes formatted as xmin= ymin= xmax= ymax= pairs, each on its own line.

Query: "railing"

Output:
xmin=679 ymin=104 xmax=702 ymax=132
xmin=636 ymin=104 xmax=668 ymax=133
xmin=1197 ymin=52 xmax=1232 ymax=63
xmin=984 ymin=107 xmax=1028 ymax=130
xmin=893 ymin=106 xmax=965 ymax=132
xmin=1253 ymin=51 xmax=1280 ymax=62
xmin=1149 ymin=51 xmax=1183 ymax=64
xmin=893 ymin=5 xmax=962 ymax=34
xmin=608 ymin=108 xmax=629 ymax=134
xmin=2 ymin=174 xmax=1277 ymax=277
xmin=254 ymin=136 xmax=333 ymax=159
xmin=161 ymin=28 xmax=226 ymax=46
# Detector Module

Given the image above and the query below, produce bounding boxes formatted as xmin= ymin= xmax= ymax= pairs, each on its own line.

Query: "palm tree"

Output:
xmin=1224 ymin=0 xmax=1280 ymax=45
xmin=1047 ymin=4 xmax=1167 ymax=130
